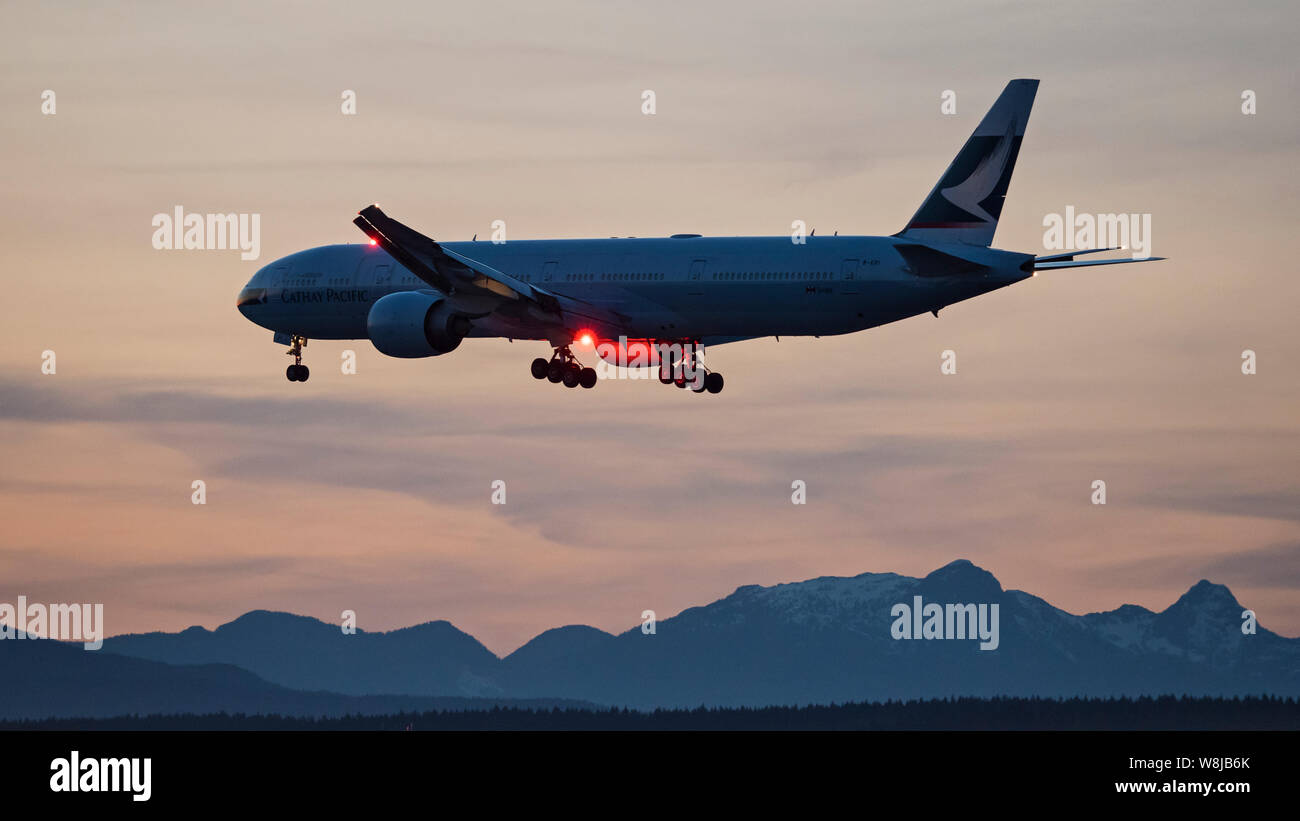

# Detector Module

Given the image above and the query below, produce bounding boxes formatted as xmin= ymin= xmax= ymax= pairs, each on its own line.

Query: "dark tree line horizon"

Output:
xmin=5 ymin=694 xmax=1296 ymax=731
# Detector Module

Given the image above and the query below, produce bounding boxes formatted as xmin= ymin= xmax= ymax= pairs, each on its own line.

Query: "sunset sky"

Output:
xmin=1 ymin=0 xmax=1297 ymax=655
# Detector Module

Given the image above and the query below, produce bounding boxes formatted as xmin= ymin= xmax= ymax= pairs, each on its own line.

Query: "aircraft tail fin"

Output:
xmin=898 ymin=79 xmax=1039 ymax=247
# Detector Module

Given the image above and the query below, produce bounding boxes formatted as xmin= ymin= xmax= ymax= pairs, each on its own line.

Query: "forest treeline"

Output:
xmin=3 ymin=694 xmax=1296 ymax=731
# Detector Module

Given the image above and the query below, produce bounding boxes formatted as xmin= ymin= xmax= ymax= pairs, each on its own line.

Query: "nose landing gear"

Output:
xmin=531 ymin=345 xmax=597 ymax=389
xmin=285 ymin=335 xmax=310 ymax=382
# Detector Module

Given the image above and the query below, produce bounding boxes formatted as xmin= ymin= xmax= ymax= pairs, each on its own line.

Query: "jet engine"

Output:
xmin=366 ymin=291 xmax=470 ymax=358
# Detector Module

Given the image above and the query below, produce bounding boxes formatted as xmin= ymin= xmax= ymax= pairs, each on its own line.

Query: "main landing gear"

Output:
xmin=531 ymin=345 xmax=597 ymax=389
xmin=658 ymin=345 xmax=724 ymax=395
xmin=285 ymin=335 xmax=310 ymax=382
xmin=529 ymin=340 xmax=724 ymax=394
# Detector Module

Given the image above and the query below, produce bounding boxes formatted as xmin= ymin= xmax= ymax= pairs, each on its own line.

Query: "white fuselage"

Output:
xmin=237 ymin=234 xmax=1033 ymax=346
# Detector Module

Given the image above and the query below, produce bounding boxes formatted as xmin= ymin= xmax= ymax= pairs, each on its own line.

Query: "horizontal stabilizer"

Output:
xmin=1033 ymin=247 xmax=1124 ymax=263
xmin=1034 ymin=256 xmax=1166 ymax=270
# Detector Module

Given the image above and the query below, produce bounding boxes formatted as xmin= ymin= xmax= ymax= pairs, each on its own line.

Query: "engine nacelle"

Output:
xmin=367 ymin=291 xmax=470 ymax=358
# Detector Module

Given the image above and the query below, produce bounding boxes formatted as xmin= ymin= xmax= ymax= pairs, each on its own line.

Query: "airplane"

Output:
xmin=237 ymin=79 xmax=1164 ymax=393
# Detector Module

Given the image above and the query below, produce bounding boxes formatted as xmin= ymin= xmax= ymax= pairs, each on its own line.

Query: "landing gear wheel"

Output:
xmin=284 ymin=335 xmax=309 ymax=383
xmin=538 ymin=344 xmax=597 ymax=390
xmin=705 ymin=372 xmax=724 ymax=394
xmin=659 ymin=350 xmax=676 ymax=385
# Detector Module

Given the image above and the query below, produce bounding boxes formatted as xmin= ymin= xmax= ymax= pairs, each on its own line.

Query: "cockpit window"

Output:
xmin=237 ymin=287 xmax=267 ymax=307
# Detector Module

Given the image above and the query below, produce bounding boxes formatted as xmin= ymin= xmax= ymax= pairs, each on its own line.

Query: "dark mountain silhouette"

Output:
xmin=0 ymin=631 xmax=592 ymax=720
xmin=504 ymin=625 xmax=616 ymax=668
xmin=82 ymin=560 xmax=1300 ymax=711
xmin=104 ymin=610 xmax=502 ymax=697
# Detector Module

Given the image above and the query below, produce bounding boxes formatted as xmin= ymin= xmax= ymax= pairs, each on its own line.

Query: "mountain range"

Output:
xmin=4 ymin=559 xmax=1296 ymax=717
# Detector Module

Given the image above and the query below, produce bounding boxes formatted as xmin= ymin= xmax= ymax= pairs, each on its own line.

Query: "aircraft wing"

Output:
xmin=353 ymin=205 xmax=627 ymax=343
